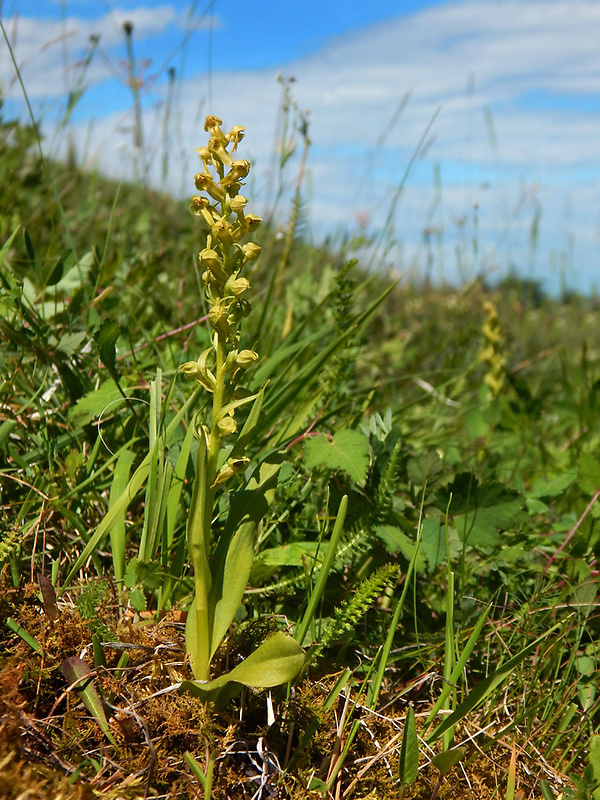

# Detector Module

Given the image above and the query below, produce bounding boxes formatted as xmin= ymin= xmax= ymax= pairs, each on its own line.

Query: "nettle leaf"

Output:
xmin=436 ymin=473 xmax=521 ymax=552
xmin=304 ymin=429 xmax=370 ymax=486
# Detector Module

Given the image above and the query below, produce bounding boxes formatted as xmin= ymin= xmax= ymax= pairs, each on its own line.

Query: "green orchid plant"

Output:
xmin=178 ymin=116 xmax=304 ymax=698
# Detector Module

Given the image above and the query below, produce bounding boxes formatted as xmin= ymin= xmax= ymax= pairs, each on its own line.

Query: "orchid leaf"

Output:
xmin=180 ymin=632 xmax=304 ymax=697
xmin=61 ymin=657 xmax=116 ymax=745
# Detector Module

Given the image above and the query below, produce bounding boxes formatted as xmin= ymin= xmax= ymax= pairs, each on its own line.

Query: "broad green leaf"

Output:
xmin=180 ymin=632 xmax=305 ymax=694
xmin=406 ymin=451 xmax=443 ymax=488
xmin=56 ymin=331 xmax=87 ymax=358
xmin=50 ymin=250 xmax=94 ymax=293
xmin=304 ymin=429 xmax=370 ymax=486
xmin=208 ymin=458 xmax=282 ymax=659
xmin=399 ymin=706 xmax=419 ymax=787
xmin=61 ymin=657 xmax=116 ymax=745
xmin=431 ymin=747 xmax=465 ymax=776
xmin=525 ymin=497 xmax=549 ymax=514
xmin=40 ymin=249 xmax=70 ymax=288
xmin=125 ymin=557 xmax=168 ymax=591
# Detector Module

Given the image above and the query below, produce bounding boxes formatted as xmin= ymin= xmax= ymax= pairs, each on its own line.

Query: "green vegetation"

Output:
xmin=2 ymin=90 xmax=600 ymax=800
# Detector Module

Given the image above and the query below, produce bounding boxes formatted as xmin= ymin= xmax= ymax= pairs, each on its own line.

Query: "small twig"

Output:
xmin=117 ymin=314 xmax=209 ymax=359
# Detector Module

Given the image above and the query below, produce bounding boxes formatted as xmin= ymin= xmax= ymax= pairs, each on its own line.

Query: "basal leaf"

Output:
xmin=61 ymin=657 xmax=116 ymax=745
xmin=208 ymin=458 xmax=282 ymax=659
xmin=431 ymin=747 xmax=465 ymax=776
xmin=398 ymin=705 xmax=419 ymax=787
xmin=180 ymin=632 xmax=305 ymax=695
xmin=304 ymin=429 xmax=369 ymax=485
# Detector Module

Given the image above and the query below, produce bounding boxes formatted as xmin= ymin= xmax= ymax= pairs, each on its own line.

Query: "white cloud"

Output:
xmin=0 ymin=5 xmax=207 ymax=100
xmin=3 ymin=0 xmax=600 ymax=293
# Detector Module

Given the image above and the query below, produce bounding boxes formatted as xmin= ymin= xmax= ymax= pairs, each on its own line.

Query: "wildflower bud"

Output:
xmin=227 ymin=126 xmax=245 ymax=150
xmin=224 ymin=350 xmax=240 ymax=373
xmin=179 ymin=359 xmax=216 ymax=392
xmin=209 ymin=137 xmax=233 ymax=166
xmin=191 ymin=196 xmax=219 ymax=228
xmin=180 ymin=361 xmax=202 ymax=380
xmin=218 ymin=415 xmax=237 ymax=436
xmin=242 ymin=242 xmax=261 ymax=262
xmin=236 ymin=350 xmax=259 ymax=369
xmin=212 ymin=219 xmax=233 ymax=245
xmin=230 ymin=195 xmax=248 ymax=213
xmin=209 ymin=305 xmax=233 ymax=336
xmin=211 ymin=457 xmax=250 ymax=488
xmin=194 ymin=146 xmax=213 ymax=168
xmin=221 ymin=159 xmax=250 ymax=188
xmin=202 ymin=270 xmax=220 ymax=289
xmin=190 ymin=195 xmax=210 ymax=213
xmin=195 ymin=172 xmax=225 ymax=202
xmin=245 ymin=214 xmax=262 ymax=231
xmin=227 ymin=277 xmax=250 ymax=297
xmin=204 ymin=115 xmax=224 ymax=134
xmin=199 ymin=248 xmax=221 ymax=270
xmin=231 ymin=159 xmax=250 ymax=179
xmin=199 ymin=253 xmax=229 ymax=285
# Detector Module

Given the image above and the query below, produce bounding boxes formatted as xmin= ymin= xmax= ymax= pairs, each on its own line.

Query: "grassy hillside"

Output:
xmin=1 ymin=113 xmax=600 ymax=800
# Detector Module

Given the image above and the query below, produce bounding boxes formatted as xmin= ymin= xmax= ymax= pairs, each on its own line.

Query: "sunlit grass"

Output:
xmin=1 ymin=35 xmax=600 ymax=798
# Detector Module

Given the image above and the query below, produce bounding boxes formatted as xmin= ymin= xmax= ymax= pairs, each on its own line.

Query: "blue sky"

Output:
xmin=2 ymin=0 xmax=600 ymax=294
